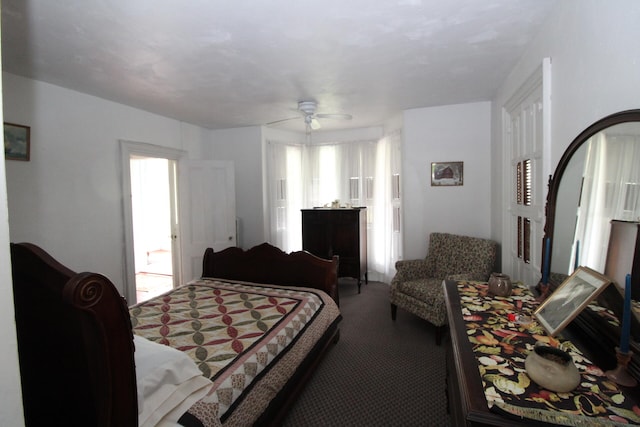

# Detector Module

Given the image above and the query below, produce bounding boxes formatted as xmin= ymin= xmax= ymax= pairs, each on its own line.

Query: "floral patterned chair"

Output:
xmin=390 ymin=232 xmax=498 ymax=345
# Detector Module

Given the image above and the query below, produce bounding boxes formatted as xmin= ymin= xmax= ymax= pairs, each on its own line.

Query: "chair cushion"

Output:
xmin=398 ymin=278 xmax=443 ymax=303
xmin=394 ymin=278 xmax=447 ymax=326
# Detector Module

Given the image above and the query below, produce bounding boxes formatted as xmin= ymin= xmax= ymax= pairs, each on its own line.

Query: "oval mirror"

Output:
xmin=543 ymin=110 xmax=640 ymax=359
xmin=544 ymin=110 xmax=640 ymax=293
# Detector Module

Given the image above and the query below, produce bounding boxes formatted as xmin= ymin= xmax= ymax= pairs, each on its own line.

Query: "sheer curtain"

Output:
xmin=265 ymin=141 xmax=303 ymax=253
xmin=571 ymin=133 xmax=640 ymax=272
xmin=571 ymin=134 xmax=610 ymax=271
xmin=371 ymin=130 xmax=402 ymax=282
xmin=608 ymin=134 xmax=640 ymax=221
xmin=266 ymin=133 xmax=402 ymax=282
xmin=302 ymin=140 xmax=377 ymax=208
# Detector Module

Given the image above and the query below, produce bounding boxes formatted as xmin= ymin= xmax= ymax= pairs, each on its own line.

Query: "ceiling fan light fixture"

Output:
xmin=309 ymin=117 xmax=321 ymax=130
xmin=298 ymin=101 xmax=317 ymax=116
xmin=267 ymin=100 xmax=352 ymax=130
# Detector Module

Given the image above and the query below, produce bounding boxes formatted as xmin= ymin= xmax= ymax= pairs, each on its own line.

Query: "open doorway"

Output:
xmin=130 ymin=156 xmax=176 ymax=302
xmin=120 ymin=141 xmax=237 ymax=304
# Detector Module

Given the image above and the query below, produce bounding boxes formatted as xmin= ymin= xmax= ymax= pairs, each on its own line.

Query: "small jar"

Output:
xmin=488 ymin=273 xmax=513 ymax=297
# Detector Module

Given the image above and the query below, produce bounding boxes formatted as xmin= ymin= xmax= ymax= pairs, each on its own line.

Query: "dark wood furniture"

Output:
xmin=302 ymin=208 xmax=368 ymax=292
xmin=541 ymin=110 xmax=640 ymax=384
xmin=10 ymin=241 xmax=341 ymax=427
xmin=10 ymin=242 xmax=138 ymax=427
xmin=203 ymin=242 xmax=339 ymax=305
xmin=201 ymin=242 xmax=341 ymax=425
xmin=444 ymin=280 xmax=530 ymax=427
xmin=443 ymin=280 xmax=640 ymax=426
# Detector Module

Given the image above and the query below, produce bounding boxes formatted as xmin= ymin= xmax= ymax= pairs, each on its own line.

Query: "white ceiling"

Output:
xmin=1 ymin=0 xmax=558 ymax=132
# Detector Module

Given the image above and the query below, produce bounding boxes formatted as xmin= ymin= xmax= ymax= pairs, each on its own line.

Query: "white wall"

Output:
xmin=402 ymin=101 xmax=492 ymax=260
xmin=0 ymin=71 xmax=25 ymax=427
xmin=491 ymin=0 xmax=640 ymax=273
xmin=3 ymin=72 xmax=210 ymax=293
xmin=383 ymin=112 xmax=404 ymax=135
xmin=210 ymin=126 xmax=264 ymax=248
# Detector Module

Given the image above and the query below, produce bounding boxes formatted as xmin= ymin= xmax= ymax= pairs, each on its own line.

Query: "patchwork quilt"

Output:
xmin=130 ymin=278 xmax=341 ymax=426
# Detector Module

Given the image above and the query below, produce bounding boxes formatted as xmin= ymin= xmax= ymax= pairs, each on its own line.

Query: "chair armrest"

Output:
xmin=393 ymin=259 xmax=433 ymax=282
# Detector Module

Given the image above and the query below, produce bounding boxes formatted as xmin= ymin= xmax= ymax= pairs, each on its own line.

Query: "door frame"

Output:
xmin=120 ymin=140 xmax=186 ymax=305
xmin=501 ymin=58 xmax=551 ymax=286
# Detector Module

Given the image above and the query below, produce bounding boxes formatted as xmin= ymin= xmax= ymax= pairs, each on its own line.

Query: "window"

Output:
xmin=516 ymin=159 xmax=533 ymax=263
xmin=523 ymin=217 xmax=531 ymax=263
xmin=266 ymin=132 xmax=402 ymax=282
xmin=350 ymin=177 xmax=360 ymax=200
xmin=365 ymin=176 xmax=374 ymax=200
xmin=516 ymin=159 xmax=532 ymax=206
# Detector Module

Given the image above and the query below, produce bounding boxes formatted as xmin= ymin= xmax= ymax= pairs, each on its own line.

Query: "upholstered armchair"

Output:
xmin=390 ymin=232 xmax=498 ymax=345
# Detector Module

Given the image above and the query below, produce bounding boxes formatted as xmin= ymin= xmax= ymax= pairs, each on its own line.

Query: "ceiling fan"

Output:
xmin=267 ymin=101 xmax=352 ymax=131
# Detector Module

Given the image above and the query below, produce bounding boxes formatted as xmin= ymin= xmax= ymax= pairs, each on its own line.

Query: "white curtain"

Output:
xmin=302 ymin=140 xmax=377 ymax=207
xmin=371 ymin=131 xmax=402 ymax=282
xmin=265 ymin=141 xmax=304 ymax=253
xmin=266 ymin=133 xmax=402 ymax=283
xmin=608 ymin=134 xmax=640 ymax=221
xmin=571 ymin=133 xmax=640 ymax=272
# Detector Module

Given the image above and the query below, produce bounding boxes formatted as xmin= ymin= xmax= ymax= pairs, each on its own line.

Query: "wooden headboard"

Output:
xmin=202 ymin=242 xmax=340 ymax=305
xmin=10 ymin=242 xmax=137 ymax=427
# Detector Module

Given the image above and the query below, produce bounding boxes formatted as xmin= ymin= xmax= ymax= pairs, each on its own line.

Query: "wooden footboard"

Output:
xmin=203 ymin=242 xmax=340 ymax=305
xmin=10 ymin=242 xmax=137 ymax=427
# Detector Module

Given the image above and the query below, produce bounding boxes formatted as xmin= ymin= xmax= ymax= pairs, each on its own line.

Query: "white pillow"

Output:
xmin=134 ymin=335 xmax=213 ymax=427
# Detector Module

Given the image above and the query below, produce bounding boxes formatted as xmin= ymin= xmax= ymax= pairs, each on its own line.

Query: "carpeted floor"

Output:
xmin=282 ymin=279 xmax=451 ymax=426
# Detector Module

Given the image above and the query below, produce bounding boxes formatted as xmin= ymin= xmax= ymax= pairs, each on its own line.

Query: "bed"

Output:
xmin=10 ymin=241 xmax=342 ymax=427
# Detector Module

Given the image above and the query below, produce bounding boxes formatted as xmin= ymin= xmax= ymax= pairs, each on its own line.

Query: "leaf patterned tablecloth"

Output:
xmin=457 ymin=281 xmax=640 ymax=426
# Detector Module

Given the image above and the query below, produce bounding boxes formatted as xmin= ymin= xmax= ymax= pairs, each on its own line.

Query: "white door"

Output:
xmin=179 ymin=160 xmax=236 ymax=282
xmin=503 ymin=59 xmax=551 ymax=287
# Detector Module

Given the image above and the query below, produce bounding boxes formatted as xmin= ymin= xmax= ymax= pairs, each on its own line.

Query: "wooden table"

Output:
xmin=443 ymin=279 xmax=640 ymax=427
xmin=444 ymin=280 xmax=530 ymax=426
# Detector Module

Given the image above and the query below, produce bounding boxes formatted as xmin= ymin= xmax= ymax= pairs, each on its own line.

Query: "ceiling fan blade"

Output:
xmin=309 ymin=117 xmax=322 ymax=130
xmin=316 ymin=113 xmax=352 ymax=120
xmin=266 ymin=116 xmax=299 ymax=126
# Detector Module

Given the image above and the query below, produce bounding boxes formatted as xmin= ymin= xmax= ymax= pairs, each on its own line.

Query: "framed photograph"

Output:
xmin=534 ymin=266 xmax=612 ymax=336
xmin=431 ymin=161 xmax=463 ymax=186
xmin=4 ymin=122 xmax=31 ymax=161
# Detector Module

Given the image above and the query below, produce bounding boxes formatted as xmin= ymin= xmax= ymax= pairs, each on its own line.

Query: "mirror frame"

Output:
xmin=542 ymin=108 xmax=640 ymax=287
xmin=541 ymin=110 xmax=640 ymax=379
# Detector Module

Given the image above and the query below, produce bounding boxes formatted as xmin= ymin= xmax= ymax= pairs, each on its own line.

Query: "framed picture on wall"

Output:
xmin=431 ymin=161 xmax=463 ymax=186
xmin=4 ymin=122 xmax=31 ymax=161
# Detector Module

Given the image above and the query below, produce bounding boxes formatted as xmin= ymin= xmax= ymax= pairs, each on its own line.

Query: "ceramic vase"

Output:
xmin=525 ymin=343 xmax=580 ymax=392
xmin=488 ymin=272 xmax=512 ymax=297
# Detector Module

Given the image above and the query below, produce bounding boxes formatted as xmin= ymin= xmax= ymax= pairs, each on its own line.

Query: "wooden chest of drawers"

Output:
xmin=302 ymin=208 xmax=367 ymax=292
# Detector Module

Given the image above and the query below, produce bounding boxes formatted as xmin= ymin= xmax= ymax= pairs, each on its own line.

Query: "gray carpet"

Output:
xmin=282 ymin=279 xmax=451 ymax=426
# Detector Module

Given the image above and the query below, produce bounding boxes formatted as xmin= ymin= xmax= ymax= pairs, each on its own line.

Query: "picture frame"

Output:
xmin=431 ymin=161 xmax=463 ymax=186
xmin=534 ymin=266 xmax=612 ymax=336
xmin=4 ymin=122 xmax=31 ymax=161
